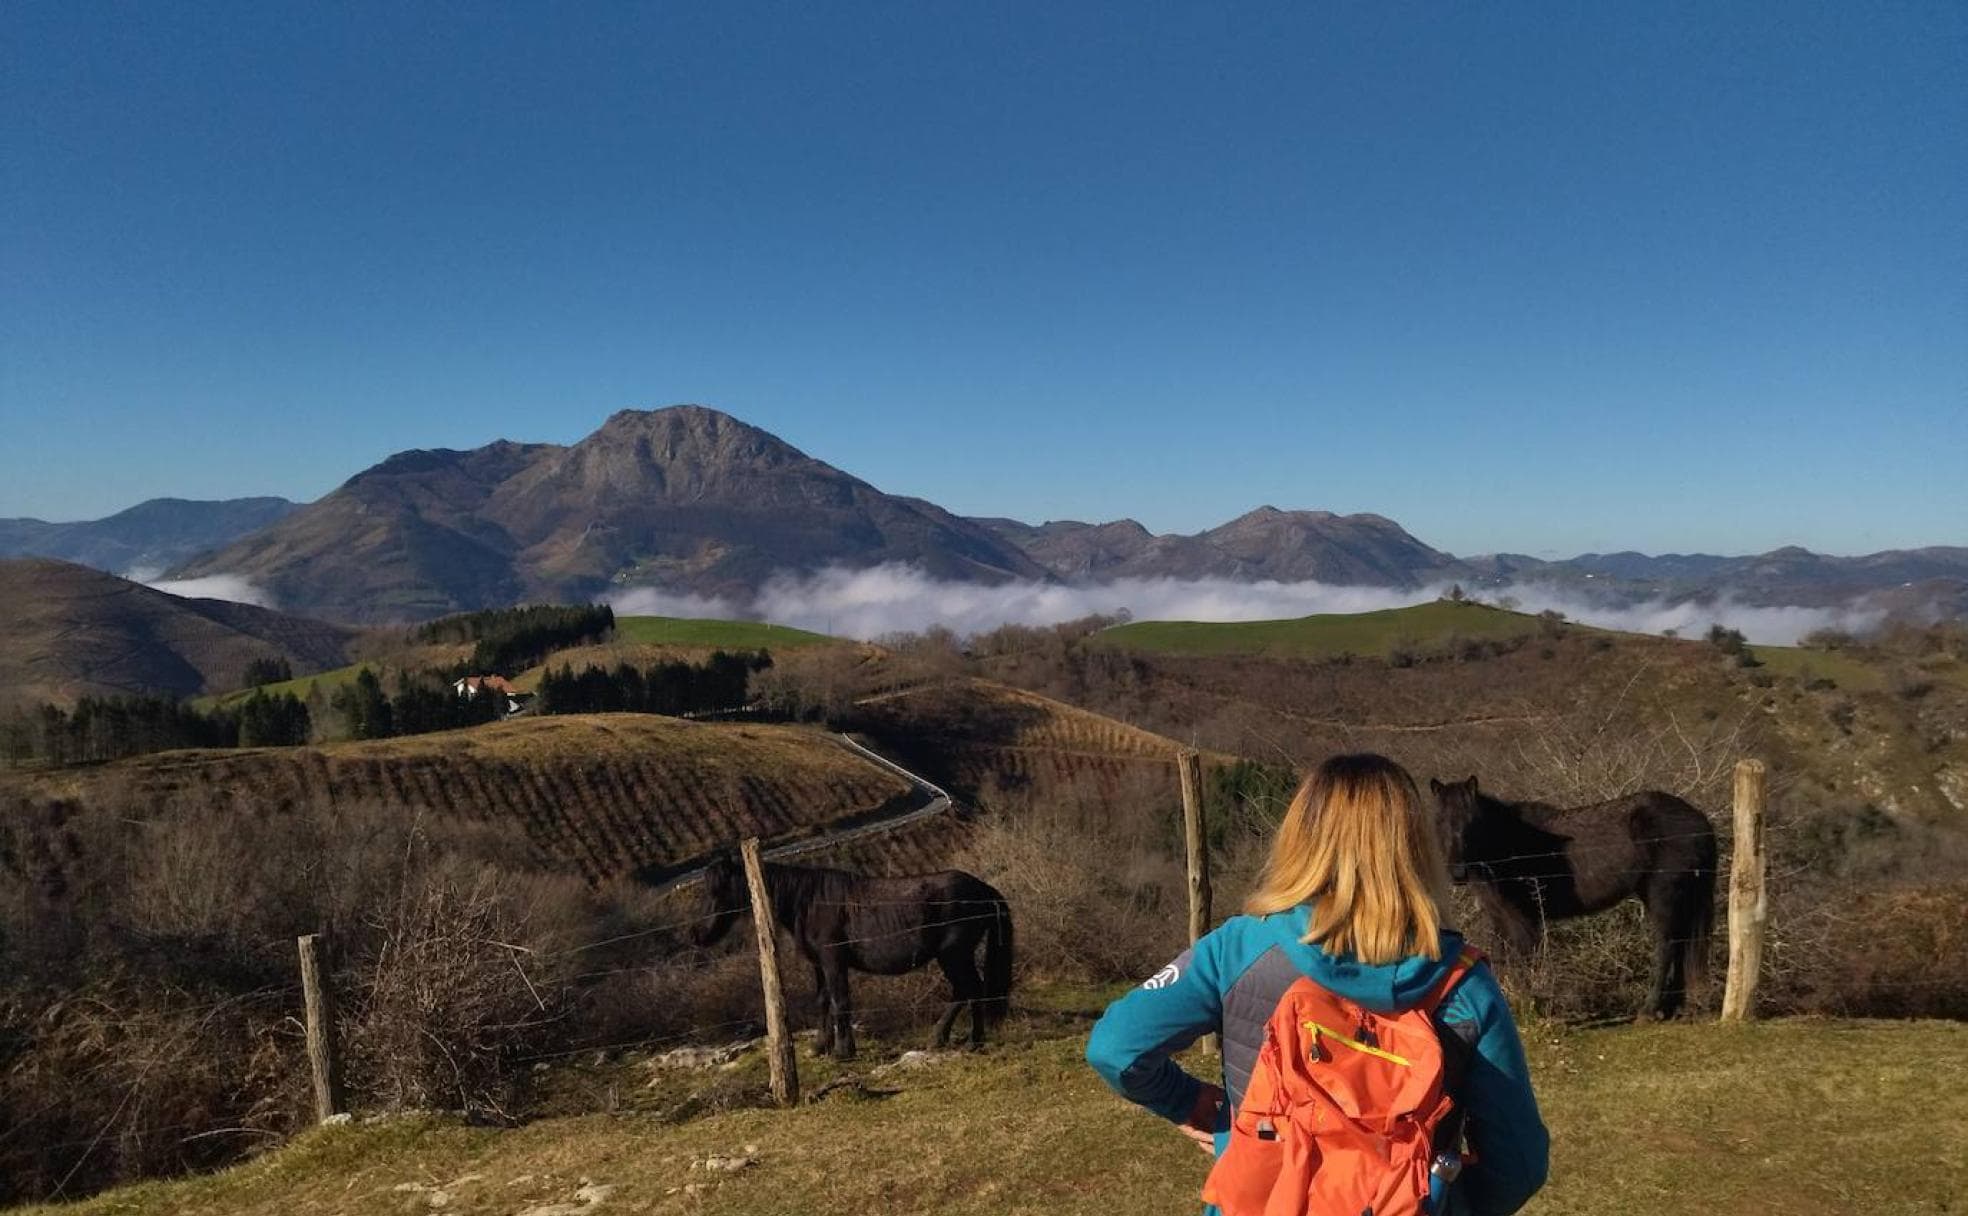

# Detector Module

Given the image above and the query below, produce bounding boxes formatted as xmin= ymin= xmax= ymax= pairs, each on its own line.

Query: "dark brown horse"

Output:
xmin=1430 ymin=776 xmax=1717 ymax=1019
xmin=695 ymin=854 xmax=1013 ymax=1060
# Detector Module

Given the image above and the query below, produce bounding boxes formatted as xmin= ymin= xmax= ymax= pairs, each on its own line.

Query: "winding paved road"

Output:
xmin=643 ymin=732 xmax=955 ymax=892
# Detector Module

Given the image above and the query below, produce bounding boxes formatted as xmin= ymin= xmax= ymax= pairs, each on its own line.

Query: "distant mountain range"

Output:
xmin=1460 ymin=546 xmax=1968 ymax=612
xmin=0 ymin=496 xmax=298 ymax=574
xmin=2 ymin=405 xmax=1960 ymax=625
xmin=974 ymin=507 xmax=1460 ymax=586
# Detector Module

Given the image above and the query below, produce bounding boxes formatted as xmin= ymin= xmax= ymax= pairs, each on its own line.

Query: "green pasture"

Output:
xmin=1097 ymin=601 xmax=1546 ymax=659
xmin=195 ymin=662 xmax=374 ymax=711
xmin=614 ymin=615 xmax=835 ymax=651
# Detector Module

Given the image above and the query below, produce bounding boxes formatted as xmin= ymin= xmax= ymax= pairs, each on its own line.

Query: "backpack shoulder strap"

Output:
xmin=1415 ymin=944 xmax=1486 ymax=1017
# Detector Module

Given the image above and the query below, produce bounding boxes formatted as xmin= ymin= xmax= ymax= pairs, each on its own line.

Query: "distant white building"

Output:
xmin=453 ymin=674 xmax=525 ymax=716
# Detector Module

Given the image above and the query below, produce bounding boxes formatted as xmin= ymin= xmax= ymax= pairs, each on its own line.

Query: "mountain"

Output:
xmin=172 ymin=406 xmax=1048 ymax=623
xmin=0 ymin=497 xmax=299 ymax=574
xmin=13 ymin=404 xmax=1937 ymax=626
xmin=975 ymin=507 xmax=1457 ymax=586
xmin=0 ymin=559 xmax=354 ymax=709
xmin=1458 ymin=545 xmax=1968 ymax=609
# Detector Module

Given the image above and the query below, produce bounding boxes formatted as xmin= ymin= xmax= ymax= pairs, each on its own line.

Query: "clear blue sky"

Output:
xmin=3 ymin=2 xmax=1962 ymax=558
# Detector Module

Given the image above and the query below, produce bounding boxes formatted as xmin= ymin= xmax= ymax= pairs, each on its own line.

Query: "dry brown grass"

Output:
xmin=18 ymin=1020 xmax=1968 ymax=1216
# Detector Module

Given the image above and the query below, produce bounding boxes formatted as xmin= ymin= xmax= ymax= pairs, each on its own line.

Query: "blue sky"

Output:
xmin=3 ymin=2 xmax=1962 ymax=558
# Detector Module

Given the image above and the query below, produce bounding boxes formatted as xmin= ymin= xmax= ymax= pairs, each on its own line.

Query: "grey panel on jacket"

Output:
xmin=1220 ymin=945 xmax=1303 ymax=1113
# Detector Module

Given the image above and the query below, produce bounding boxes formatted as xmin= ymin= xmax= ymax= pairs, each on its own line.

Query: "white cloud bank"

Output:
xmin=128 ymin=567 xmax=276 ymax=609
xmin=608 ymin=564 xmax=1887 ymax=647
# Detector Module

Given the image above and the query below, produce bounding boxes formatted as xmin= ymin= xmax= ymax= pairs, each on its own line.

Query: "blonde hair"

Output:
xmin=1244 ymin=753 xmax=1454 ymax=964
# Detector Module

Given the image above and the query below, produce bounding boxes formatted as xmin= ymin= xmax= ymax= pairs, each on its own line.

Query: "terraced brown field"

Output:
xmin=854 ymin=679 xmax=1231 ymax=811
xmin=4 ymin=716 xmax=913 ymax=885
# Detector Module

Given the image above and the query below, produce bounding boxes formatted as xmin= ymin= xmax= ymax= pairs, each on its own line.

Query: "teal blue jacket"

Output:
xmin=1086 ymin=908 xmax=1548 ymax=1216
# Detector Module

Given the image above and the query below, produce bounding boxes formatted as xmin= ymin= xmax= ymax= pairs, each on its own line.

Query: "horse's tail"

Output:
xmin=982 ymin=893 xmax=1014 ymax=1024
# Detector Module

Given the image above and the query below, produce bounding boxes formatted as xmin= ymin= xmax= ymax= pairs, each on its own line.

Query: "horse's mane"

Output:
xmin=762 ymin=860 xmax=855 ymax=905
xmin=1472 ymin=789 xmax=1564 ymax=820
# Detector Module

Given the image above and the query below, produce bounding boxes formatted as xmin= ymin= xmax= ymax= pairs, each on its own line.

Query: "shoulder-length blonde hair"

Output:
xmin=1244 ymin=753 xmax=1454 ymax=964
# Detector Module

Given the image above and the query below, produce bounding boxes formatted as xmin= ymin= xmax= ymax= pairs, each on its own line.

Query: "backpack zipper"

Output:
xmin=1303 ymin=1020 xmax=1412 ymax=1067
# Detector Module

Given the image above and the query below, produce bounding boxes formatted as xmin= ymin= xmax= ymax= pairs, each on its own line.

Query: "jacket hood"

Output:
xmin=1260 ymin=905 xmax=1467 ymax=1013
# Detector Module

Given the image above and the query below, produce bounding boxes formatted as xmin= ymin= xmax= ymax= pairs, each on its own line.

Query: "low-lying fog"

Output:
xmin=133 ymin=562 xmax=1885 ymax=647
xmin=605 ymin=564 xmax=1885 ymax=647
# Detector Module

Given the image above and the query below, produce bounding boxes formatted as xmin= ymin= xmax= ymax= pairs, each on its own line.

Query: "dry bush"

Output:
xmin=342 ymin=863 xmax=572 ymax=1119
xmin=0 ymin=798 xmax=619 ymax=1200
xmin=0 ymin=983 xmax=299 ymax=1206
xmin=955 ymin=769 xmax=1187 ymax=981
xmin=1761 ymin=882 xmax=1968 ymax=1020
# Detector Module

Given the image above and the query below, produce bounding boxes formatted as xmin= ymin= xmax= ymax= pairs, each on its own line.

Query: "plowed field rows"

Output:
xmin=854 ymin=679 xmax=1233 ymax=809
xmin=5 ymin=716 xmax=913 ymax=884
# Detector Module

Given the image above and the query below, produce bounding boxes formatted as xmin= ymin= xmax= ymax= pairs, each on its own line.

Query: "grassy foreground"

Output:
xmin=26 ymin=1018 xmax=1965 ymax=1216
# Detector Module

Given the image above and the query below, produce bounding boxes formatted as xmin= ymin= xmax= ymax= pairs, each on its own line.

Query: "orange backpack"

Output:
xmin=1202 ymin=946 xmax=1484 ymax=1216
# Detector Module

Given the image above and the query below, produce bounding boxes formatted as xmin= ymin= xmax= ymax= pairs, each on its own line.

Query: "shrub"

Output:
xmin=954 ymin=771 xmax=1188 ymax=981
xmin=0 ymin=982 xmax=300 ymax=1205
xmin=1765 ymin=884 xmax=1968 ymax=1020
xmin=344 ymin=865 xmax=570 ymax=1118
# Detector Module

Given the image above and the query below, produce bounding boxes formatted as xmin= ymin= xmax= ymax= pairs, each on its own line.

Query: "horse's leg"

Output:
xmin=1638 ymin=873 xmax=1683 ymax=1021
xmin=822 ymin=947 xmax=855 ymax=1061
xmin=932 ymin=947 xmax=984 ymax=1050
xmin=960 ymin=946 xmax=989 ymax=1049
xmin=810 ymin=957 xmax=834 ymax=1055
xmin=930 ymin=952 xmax=965 ymax=1049
xmin=1647 ymin=869 xmax=1709 ymax=1020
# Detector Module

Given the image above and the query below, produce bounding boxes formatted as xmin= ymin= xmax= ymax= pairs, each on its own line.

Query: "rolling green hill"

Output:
xmin=1096 ymin=600 xmax=1548 ymax=659
xmin=198 ymin=661 xmax=377 ymax=710
xmin=615 ymin=615 xmax=835 ymax=650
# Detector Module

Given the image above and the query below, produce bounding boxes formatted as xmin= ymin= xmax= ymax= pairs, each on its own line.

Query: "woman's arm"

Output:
xmin=1085 ymin=933 xmax=1226 ymax=1124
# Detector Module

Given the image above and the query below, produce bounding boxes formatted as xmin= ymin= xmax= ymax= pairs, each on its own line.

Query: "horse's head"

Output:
xmin=691 ymin=849 xmax=749 ymax=947
xmin=1428 ymin=775 xmax=1485 ymax=882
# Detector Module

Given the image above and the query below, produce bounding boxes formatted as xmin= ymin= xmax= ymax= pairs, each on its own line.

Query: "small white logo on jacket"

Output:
xmin=1143 ymin=962 xmax=1180 ymax=990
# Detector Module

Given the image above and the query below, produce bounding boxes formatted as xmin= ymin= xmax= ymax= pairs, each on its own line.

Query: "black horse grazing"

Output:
xmin=694 ymin=854 xmax=1014 ymax=1060
xmin=1430 ymin=776 xmax=1718 ymax=1020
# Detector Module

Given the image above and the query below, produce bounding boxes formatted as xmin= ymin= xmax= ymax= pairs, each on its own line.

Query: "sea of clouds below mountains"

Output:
xmin=131 ymin=563 xmax=1886 ymax=647
xmin=603 ymin=565 xmax=1886 ymax=648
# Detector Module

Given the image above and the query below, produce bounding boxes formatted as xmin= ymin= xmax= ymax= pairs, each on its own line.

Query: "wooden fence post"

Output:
xmin=1720 ymin=758 xmax=1768 ymax=1022
xmin=296 ymin=933 xmax=346 ymax=1122
xmin=740 ymin=837 xmax=799 ymax=1106
xmin=1177 ymin=750 xmax=1212 ymax=946
xmin=1177 ymin=750 xmax=1216 ymax=1052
